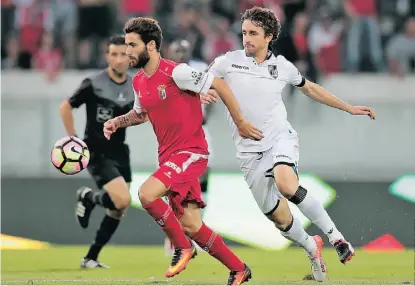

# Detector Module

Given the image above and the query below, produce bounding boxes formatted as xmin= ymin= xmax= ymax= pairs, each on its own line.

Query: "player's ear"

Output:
xmin=147 ymin=40 xmax=157 ymax=52
xmin=265 ymin=33 xmax=273 ymax=44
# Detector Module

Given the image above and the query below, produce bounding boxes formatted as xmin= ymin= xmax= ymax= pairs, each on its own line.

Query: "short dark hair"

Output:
xmin=106 ymin=35 xmax=125 ymax=52
xmin=124 ymin=17 xmax=163 ymax=51
xmin=241 ymin=6 xmax=281 ymax=44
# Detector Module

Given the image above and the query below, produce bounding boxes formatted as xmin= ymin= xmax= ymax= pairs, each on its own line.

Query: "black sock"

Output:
xmin=86 ymin=215 xmax=120 ymax=261
xmin=86 ymin=191 xmax=117 ymax=210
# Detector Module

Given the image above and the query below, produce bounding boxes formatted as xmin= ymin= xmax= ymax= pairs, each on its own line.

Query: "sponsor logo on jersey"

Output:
xmin=232 ymin=64 xmax=249 ymax=70
xmin=117 ymin=92 xmax=126 ymax=101
xmin=157 ymin=85 xmax=167 ymax=100
xmin=191 ymin=71 xmax=203 ymax=86
xmin=96 ymin=106 xmax=113 ymax=123
xmin=268 ymin=65 xmax=278 ymax=78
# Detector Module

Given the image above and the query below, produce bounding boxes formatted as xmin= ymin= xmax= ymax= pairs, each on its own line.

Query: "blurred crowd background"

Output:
xmin=1 ymin=0 xmax=415 ymax=81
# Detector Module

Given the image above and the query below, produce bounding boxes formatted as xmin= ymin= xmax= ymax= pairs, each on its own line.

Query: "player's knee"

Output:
xmin=181 ymin=221 xmax=201 ymax=237
xmin=107 ymin=208 xmax=125 ymax=219
xmin=111 ymin=191 xmax=131 ymax=210
xmin=265 ymin=199 xmax=293 ymax=231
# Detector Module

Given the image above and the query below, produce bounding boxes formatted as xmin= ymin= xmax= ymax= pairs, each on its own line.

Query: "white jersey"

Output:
xmin=208 ymin=50 xmax=304 ymax=153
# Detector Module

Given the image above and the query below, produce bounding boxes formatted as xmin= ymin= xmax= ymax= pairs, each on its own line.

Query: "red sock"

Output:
xmin=143 ymin=198 xmax=191 ymax=249
xmin=191 ymin=223 xmax=245 ymax=271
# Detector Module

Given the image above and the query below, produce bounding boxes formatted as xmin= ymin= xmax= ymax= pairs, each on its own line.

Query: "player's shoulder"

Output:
xmin=273 ymin=54 xmax=294 ymax=67
xmin=159 ymin=58 xmax=180 ymax=76
xmin=189 ymin=60 xmax=208 ymax=72
xmin=216 ymin=49 xmax=245 ymax=62
xmin=87 ymin=70 xmax=108 ymax=87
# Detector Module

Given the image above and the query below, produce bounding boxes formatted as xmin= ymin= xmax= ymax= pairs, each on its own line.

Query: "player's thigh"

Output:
xmin=87 ymin=153 xmax=121 ymax=190
xmin=138 ymin=176 xmax=170 ymax=205
xmin=156 ymin=152 xmax=208 ymax=218
xmin=272 ymin=133 xmax=300 ymax=196
xmin=179 ymin=201 xmax=203 ymax=236
xmin=237 ymin=150 xmax=281 ymax=214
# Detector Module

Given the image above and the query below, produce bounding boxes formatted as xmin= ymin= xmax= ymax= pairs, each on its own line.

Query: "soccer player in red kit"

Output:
xmin=103 ymin=17 xmax=263 ymax=285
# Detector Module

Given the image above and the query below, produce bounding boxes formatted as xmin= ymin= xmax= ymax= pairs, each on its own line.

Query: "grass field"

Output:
xmin=2 ymin=246 xmax=413 ymax=285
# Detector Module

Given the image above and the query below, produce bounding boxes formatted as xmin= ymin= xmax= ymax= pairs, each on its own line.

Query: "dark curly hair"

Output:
xmin=241 ymin=6 xmax=281 ymax=44
xmin=124 ymin=17 xmax=163 ymax=51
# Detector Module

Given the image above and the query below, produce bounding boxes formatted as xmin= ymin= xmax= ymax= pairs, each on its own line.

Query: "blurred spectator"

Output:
xmin=8 ymin=0 xmax=54 ymax=69
xmin=121 ymin=0 xmax=152 ymax=19
xmin=343 ymin=0 xmax=384 ymax=72
xmin=50 ymin=0 xmax=77 ymax=68
xmin=308 ymin=10 xmax=343 ymax=75
xmin=163 ymin=2 xmax=205 ymax=60
xmin=386 ymin=17 xmax=415 ymax=77
xmin=1 ymin=0 xmax=15 ymax=69
xmin=77 ymin=0 xmax=113 ymax=69
xmin=203 ymin=15 xmax=240 ymax=62
xmin=292 ymin=12 xmax=309 ymax=75
xmin=33 ymin=31 xmax=63 ymax=81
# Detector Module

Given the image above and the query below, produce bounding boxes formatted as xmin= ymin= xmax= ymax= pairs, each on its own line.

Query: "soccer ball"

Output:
xmin=50 ymin=136 xmax=90 ymax=175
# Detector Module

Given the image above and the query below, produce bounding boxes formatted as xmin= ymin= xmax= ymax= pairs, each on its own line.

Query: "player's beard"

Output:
xmin=130 ymin=48 xmax=150 ymax=69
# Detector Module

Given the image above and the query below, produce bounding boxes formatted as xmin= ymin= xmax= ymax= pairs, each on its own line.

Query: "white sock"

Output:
xmin=295 ymin=187 xmax=344 ymax=244
xmin=280 ymin=217 xmax=317 ymax=256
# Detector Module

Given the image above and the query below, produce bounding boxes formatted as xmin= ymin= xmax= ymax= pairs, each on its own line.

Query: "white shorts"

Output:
xmin=236 ymin=132 xmax=300 ymax=214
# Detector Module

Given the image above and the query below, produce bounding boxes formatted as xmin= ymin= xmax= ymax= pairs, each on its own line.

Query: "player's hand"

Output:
xmin=103 ymin=119 xmax=120 ymax=140
xmin=348 ymin=106 xmax=376 ymax=120
xmin=237 ymin=119 xmax=264 ymax=141
xmin=200 ymin=89 xmax=218 ymax=104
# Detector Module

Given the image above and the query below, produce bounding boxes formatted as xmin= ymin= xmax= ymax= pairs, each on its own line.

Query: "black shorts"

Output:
xmin=78 ymin=5 xmax=112 ymax=39
xmin=87 ymin=146 xmax=132 ymax=189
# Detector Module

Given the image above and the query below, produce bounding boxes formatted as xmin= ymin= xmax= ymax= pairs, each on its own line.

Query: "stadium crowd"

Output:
xmin=1 ymin=0 xmax=415 ymax=81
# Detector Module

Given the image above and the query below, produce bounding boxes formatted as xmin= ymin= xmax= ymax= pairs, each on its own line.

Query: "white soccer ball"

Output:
xmin=50 ymin=136 xmax=90 ymax=175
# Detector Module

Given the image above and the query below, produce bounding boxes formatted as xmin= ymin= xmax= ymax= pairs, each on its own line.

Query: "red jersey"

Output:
xmin=132 ymin=58 xmax=214 ymax=164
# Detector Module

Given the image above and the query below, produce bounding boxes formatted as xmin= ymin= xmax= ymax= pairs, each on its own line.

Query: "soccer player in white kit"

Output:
xmin=206 ymin=6 xmax=376 ymax=280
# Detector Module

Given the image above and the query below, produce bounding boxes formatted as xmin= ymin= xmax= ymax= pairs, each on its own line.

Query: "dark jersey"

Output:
xmin=68 ymin=70 xmax=134 ymax=153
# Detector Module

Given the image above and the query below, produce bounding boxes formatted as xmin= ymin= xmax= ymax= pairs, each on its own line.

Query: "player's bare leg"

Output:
xmin=138 ymin=176 xmax=195 ymax=278
xmin=267 ymin=198 xmax=326 ymax=281
xmin=274 ymin=164 xmax=355 ymax=264
xmin=77 ymin=178 xmax=130 ymax=268
xmin=180 ymin=202 xmax=251 ymax=286
xmin=76 ymin=177 xmax=130 ymax=228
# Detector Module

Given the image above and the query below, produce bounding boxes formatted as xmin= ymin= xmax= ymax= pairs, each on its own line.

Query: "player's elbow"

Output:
xmin=59 ymin=100 xmax=72 ymax=116
xmin=299 ymin=80 xmax=316 ymax=96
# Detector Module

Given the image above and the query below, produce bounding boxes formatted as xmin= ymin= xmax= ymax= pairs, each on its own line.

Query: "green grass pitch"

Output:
xmin=2 ymin=246 xmax=413 ymax=285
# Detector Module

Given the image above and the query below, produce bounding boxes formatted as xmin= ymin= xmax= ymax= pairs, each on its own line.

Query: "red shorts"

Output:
xmin=153 ymin=151 xmax=208 ymax=218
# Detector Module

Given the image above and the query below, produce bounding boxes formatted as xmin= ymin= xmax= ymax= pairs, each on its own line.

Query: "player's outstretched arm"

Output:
xmin=211 ymin=78 xmax=264 ymax=140
xmin=103 ymin=110 xmax=148 ymax=140
xmin=298 ymin=79 xmax=376 ymax=120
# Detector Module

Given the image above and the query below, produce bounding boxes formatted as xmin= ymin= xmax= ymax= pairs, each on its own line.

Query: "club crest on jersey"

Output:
xmin=268 ymin=65 xmax=278 ymax=78
xmin=157 ymin=85 xmax=167 ymax=100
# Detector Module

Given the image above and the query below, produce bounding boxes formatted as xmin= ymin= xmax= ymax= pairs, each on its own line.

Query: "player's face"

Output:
xmin=125 ymin=32 xmax=150 ymax=69
xmin=242 ymin=20 xmax=272 ymax=57
xmin=106 ymin=44 xmax=129 ymax=77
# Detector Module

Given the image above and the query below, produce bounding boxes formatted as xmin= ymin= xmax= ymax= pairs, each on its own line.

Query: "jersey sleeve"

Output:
xmin=283 ymin=58 xmax=305 ymax=87
xmin=206 ymin=55 xmax=229 ymax=78
xmin=172 ymin=63 xmax=214 ymax=95
xmin=133 ymin=88 xmax=143 ymax=114
xmin=68 ymin=78 xmax=93 ymax=108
